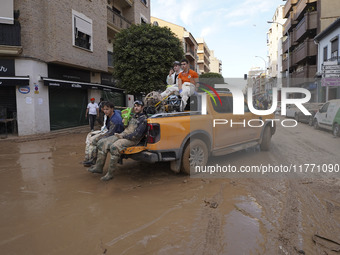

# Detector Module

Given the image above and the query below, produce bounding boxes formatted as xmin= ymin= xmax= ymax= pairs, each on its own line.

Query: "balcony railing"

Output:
xmin=107 ymin=7 xmax=131 ymax=31
xmin=293 ymin=39 xmax=317 ymax=64
xmin=282 ymin=32 xmax=294 ymax=54
xmin=295 ymin=0 xmax=317 ymax=21
xmin=284 ymin=0 xmax=298 ymax=18
xmin=282 ymin=55 xmax=293 ymax=71
xmin=293 ymin=11 xmax=317 ymax=42
xmin=0 ymin=23 xmax=21 ymax=46
xmin=291 ymin=65 xmax=317 ymax=86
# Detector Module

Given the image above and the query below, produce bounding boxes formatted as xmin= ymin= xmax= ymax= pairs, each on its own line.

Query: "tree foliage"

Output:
xmin=199 ymin=72 xmax=223 ymax=79
xmin=112 ymin=24 xmax=184 ymax=94
xmin=199 ymin=72 xmax=225 ymax=88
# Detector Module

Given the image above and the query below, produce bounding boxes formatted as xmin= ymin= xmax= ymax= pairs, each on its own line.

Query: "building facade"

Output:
xmin=196 ymin=38 xmax=210 ymax=74
xmin=150 ymin=17 xmax=198 ymax=71
xmin=209 ymin=50 xmax=222 ymax=74
xmin=267 ymin=5 xmax=285 ymax=101
xmin=314 ymin=18 xmax=340 ymax=101
xmin=282 ymin=0 xmax=340 ymax=101
xmin=0 ymin=0 xmax=150 ymax=136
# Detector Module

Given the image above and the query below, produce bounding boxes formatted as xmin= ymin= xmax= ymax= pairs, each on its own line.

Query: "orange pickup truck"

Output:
xmin=122 ymin=92 xmax=276 ymax=174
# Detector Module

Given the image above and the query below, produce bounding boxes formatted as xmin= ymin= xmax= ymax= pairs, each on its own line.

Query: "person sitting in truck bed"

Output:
xmin=83 ymin=101 xmax=124 ymax=167
xmin=160 ymin=61 xmax=182 ymax=99
xmin=87 ymin=100 xmax=148 ymax=181
xmin=177 ymin=59 xmax=199 ymax=111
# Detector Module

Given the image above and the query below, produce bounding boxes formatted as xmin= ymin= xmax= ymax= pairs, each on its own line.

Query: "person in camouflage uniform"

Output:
xmin=83 ymin=101 xmax=124 ymax=166
xmin=88 ymin=100 xmax=147 ymax=181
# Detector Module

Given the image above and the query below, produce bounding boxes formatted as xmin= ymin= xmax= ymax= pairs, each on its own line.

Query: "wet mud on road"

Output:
xmin=1 ymin=123 xmax=340 ymax=254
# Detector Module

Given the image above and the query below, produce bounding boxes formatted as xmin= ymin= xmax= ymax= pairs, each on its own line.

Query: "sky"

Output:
xmin=151 ymin=0 xmax=285 ymax=78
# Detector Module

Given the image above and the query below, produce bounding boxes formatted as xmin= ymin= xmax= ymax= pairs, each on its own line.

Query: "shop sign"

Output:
xmin=18 ymin=86 xmax=30 ymax=94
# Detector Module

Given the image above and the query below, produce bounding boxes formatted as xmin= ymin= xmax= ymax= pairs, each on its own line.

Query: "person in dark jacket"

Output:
xmin=83 ymin=101 xmax=124 ymax=166
xmin=88 ymin=100 xmax=147 ymax=181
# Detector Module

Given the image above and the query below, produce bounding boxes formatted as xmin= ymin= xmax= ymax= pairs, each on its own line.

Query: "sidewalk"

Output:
xmin=0 ymin=125 xmax=93 ymax=143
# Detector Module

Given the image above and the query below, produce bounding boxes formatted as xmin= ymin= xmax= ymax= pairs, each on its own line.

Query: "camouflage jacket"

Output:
xmin=121 ymin=112 xmax=147 ymax=142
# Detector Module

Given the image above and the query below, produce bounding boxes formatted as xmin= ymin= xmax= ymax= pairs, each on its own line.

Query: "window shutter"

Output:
xmin=75 ymin=16 xmax=92 ymax=36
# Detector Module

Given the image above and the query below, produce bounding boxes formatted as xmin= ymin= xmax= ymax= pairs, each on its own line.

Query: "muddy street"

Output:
xmin=1 ymin=122 xmax=340 ymax=255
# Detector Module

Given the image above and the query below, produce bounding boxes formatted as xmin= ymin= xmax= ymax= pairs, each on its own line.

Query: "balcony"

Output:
xmin=0 ymin=23 xmax=22 ymax=55
xmin=293 ymin=11 xmax=317 ymax=42
xmin=295 ymin=0 xmax=317 ymax=21
xmin=282 ymin=32 xmax=294 ymax=54
xmin=283 ymin=9 xmax=297 ymax=35
xmin=293 ymin=39 xmax=317 ymax=64
xmin=282 ymin=55 xmax=294 ymax=71
xmin=284 ymin=0 xmax=298 ymax=18
xmin=107 ymin=7 xmax=131 ymax=32
xmin=291 ymin=65 xmax=317 ymax=86
xmin=115 ymin=0 xmax=133 ymax=8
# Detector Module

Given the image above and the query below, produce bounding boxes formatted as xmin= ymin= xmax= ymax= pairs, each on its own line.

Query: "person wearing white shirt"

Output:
xmin=161 ymin=61 xmax=182 ymax=99
xmin=85 ymin=98 xmax=99 ymax=131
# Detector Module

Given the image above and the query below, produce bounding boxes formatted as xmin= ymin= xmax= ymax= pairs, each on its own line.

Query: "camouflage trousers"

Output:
xmin=95 ymin=135 xmax=137 ymax=177
xmin=84 ymin=130 xmax=106 ymax=160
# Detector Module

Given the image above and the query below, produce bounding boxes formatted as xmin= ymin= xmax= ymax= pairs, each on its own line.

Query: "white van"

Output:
xmin=313 ymin=99 xmax=340 ymax=137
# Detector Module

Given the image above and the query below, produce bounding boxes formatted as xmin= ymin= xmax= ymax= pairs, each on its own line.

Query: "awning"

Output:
xmin=42 ymin=77 xmax=124 ymax=93
xmin=0 ymin=76 xmax=29 ymax=86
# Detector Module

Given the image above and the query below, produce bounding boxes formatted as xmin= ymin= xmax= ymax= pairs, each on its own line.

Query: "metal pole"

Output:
xmin=287 ymin=32 xmax=290 ymax=88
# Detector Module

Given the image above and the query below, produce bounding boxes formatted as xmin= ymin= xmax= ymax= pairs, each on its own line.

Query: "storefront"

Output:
xmin=0 ymin=59 xmax=29 ymax=135
xmin=43 ymin=64 xmax=124 ymax=130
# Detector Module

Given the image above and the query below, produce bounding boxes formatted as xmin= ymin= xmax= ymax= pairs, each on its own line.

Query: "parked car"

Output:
xmin=295 ymin=103 xmax=324 ymax=125
xmin=286 ymin=105 xmax=299 ymax=118
xmin=313 ymin=99 xmax=340 ymax=137
xmin=274 ymin=101 xmax=281 ymax=115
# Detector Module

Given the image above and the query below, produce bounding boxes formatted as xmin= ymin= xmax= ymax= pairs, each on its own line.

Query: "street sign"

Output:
xmin=323 ymin=65 xmax=340 ymax=70
xmin=322 ymin=77 xmax=340 ymax=86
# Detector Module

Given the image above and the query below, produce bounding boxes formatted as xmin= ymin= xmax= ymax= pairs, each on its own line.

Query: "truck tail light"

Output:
xmin=147 ymin=123 xmax=160 ymax=144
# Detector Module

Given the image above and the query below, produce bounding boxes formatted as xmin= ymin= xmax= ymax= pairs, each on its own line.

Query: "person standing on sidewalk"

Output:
xmin=85 ymin=98 xmax=99 ymax=131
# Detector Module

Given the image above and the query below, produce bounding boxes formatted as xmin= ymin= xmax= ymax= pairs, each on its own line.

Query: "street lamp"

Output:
xmin=255 ymin=55 xmax=267 ymax=74
xmin=267 ymin=21 xmax=290 ymax=88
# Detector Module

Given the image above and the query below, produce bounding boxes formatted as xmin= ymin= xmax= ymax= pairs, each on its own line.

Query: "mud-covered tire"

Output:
xmin=260 ymin=126 xmax=272 ymax=151
xmin=314 ymin=120 xmax=320 ymax=130
xmin=181 ymin=139 xmax=208 ymax=175
xmin=333 ymin=123 xmax=340 ymax=137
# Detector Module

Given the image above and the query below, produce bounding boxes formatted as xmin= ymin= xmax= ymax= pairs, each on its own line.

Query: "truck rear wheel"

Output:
xmin=181 ymin=139 xmax=208 ymax=175
xmin=260 ymin=126 xmax=272 ymax=151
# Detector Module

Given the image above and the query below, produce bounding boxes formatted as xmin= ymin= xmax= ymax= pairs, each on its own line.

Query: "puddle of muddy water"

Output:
xmin=223 ymin=196 xmax=266 ymax=255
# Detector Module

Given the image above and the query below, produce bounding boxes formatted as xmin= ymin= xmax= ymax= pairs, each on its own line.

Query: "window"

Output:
xmin=141 ymin=0 xmax=147 ymax=6
xmin=323 ymin=46 xmax=328 ymax=61
xmin=140 ymin=14 xmax=148 ymax=24
xmin=72 ymin=10 xmax=93 ymax=51
xmin=211 ymin=96 xmax=233 ymax=113
xmin=320 ymin=102 xmax=329 ymax=113
xmin=0 ymin=0 xmax=14 ymax=24
xmin=331 ymin=37 xmax=338 ymax=60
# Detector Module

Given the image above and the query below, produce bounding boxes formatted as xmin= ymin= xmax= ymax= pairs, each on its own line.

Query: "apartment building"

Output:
xmin=0 ymin=0 xmax=150 ymax=136
xmin=267 ymin=5 xmax=285 ymax=101
xmin=282 ymin=0 xmax=340 ymax=101
xmin=150 ymin=17 xmax=198 ymax=71
xmin=196 ymin=38 xmax=210 ymax=74
xmin=209 ymin=50 xmax=222 ymax=75
xmin=314 ymin=18 xmax=340 ymax=101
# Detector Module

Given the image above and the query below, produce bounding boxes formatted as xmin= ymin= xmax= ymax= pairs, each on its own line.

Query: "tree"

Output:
xmin=199 ymin=72 xmax=223 ymax=79
xmin=112 ymin=24 xmax=184 ymax=94
xmin=199 ymin=72 xmax=225 ymax=88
